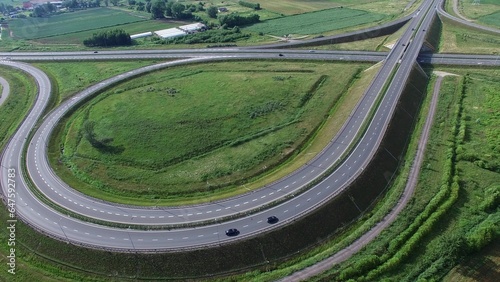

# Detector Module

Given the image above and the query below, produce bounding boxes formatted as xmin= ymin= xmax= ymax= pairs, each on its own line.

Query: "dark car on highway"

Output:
xmin=225 ymin=228 xmax=239 ymax=236
xmin=267 ymin=216 xmax=279 ymax=224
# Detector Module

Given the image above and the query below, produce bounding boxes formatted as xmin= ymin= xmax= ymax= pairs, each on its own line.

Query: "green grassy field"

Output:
xmin=458 ymin=0 xmax=500 ymax=19
xmin=478 ymin=11 xmax=500 ymax=28
xmin=50 ymin=61 xmax=363 ymax=205
xmin=9 ymin=8 xmax=145 ymax=40
xmin=34 ymin=60 xmax=157 ymax=101
xmin=439 ymin=19 xmax=500 ymax=54
xmin=246 ymin=7 xmax=386 ymax=36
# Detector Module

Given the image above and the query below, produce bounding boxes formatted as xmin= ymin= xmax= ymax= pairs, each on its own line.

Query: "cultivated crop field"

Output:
xmin=52 ymin=61 xmax=363 ymax=204
xmin=242 ymin=0 xmax=407 ymax=15
xmin=36 ymin=21 xmax=176 ymax=45
xmin=9 ymin=8 xmax=146 ymax=40
xmin=246 ymin=7 xmax=386 ymax=36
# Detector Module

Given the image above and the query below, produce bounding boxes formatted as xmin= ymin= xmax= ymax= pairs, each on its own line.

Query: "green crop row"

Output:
xmin=9 ymin=8 xmax=145 ymax=39
xmin=246 ymin=7 xmax=385 ymax=36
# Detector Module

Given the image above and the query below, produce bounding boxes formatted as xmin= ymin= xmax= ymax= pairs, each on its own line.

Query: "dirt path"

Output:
xmin=453 ymin=0 xmax=474 ymax=22
xmin=279 ymin=72 xmax=454 ymax=281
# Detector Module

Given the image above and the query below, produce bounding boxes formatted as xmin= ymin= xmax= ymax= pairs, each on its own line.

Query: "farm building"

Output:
xmin=178 ymin=23 xmax=206 ymax=34
xmin=154 ymin=22 xmax=207 ymax=39
xmin=154 ymin=28 xmax=187 ymax=39
xmin=131 ymin=31 xmax=153 ymax=40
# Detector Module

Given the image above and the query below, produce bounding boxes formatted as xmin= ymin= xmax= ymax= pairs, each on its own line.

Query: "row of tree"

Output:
xmin=30 ymin=0 xmax=106 ymax=18
xmin=144 ymin=0 xmax=204 ymax=20
xmin=0 ymin=3 xmax=16 ymax=15
xmin=238 ymin=1 xmax=260 ymax=10
xmin=83 ymin=29 xmax=132 ymax=47
xmin=218 ymin=13 xmax=260 ymax=28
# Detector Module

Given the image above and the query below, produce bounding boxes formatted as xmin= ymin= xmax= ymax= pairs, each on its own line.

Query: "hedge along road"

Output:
xmin=0 ymin=0 xmax=453 ymax=252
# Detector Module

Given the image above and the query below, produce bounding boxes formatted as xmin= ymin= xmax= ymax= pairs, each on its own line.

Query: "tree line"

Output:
xmin=83 ymin=29 xmax=132 ymax=47
xmin=238 ymin=1 xmax=260 ymax=10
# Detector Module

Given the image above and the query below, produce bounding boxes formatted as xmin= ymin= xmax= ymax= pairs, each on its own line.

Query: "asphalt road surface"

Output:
xmin=0 ymin=0 xmax=497 ymax=254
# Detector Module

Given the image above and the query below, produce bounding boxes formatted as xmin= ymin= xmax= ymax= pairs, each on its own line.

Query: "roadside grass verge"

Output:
xmin=316 ymin=73 xmax=464 ymax=281
xmin=0 ymin=66 xmax=57 ymax=281
xmin=33 ymin=60 xmax=158 ymax=102
xmin=308 ymin=69 xmax=499 ymax=281
xmin=48 ymin=61 xmax=368 ymax=206
xmin=0 ymin=66 xmax=36 ymax=152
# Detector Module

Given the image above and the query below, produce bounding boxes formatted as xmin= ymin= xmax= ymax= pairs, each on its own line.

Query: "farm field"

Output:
xmin=35 ymin=21 xmax=176 ymax=45
xmin=8 ymin=8 xmax=146 ymax=40
xmin=246 ymin=7 xmax=386 ymax=36
xmin=49 ymin=61 xmax=364 ymax=205
xmin=241 ymin=0 xmax=410 ymax=15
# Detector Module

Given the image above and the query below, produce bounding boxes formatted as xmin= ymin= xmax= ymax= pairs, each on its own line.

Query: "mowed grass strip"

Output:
xmin=53 ymin=61 xmax=363 ymax=204
xmin=246 ymin=7 xmax=386 ymax=36
xmin=9 ymin=8 xmax=145 ymax=40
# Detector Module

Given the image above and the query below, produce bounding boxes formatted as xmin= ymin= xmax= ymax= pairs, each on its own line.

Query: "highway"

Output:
xmin=0 ymin=49 xmax=386 ymax=62
xmin=0 ymin=0 xmax=497 ymax=254
xmin=2 ymin=49 xmax=498 ymax=66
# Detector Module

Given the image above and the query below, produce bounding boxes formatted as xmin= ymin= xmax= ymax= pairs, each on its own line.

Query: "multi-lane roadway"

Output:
xmin=0 ymin=0 xmax=498 ymax=255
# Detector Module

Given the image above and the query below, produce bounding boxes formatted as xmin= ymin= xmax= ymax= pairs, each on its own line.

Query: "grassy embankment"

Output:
xmin=303 ymin=68 xmax=499 ymax=281
xmin=48 ymin=61 xmax=368 ymax=206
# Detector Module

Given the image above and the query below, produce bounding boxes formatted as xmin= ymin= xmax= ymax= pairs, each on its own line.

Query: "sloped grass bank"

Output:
xmin=312 ymin=69 xmax=500 ymax=281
